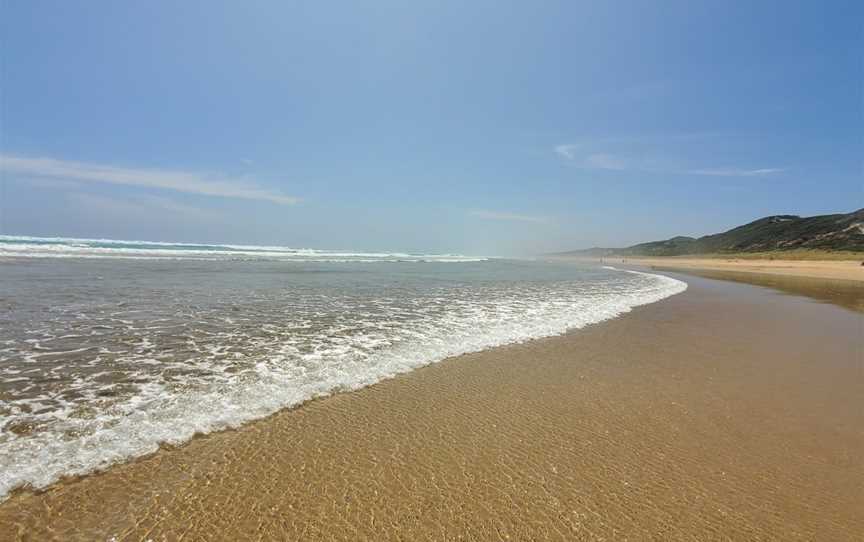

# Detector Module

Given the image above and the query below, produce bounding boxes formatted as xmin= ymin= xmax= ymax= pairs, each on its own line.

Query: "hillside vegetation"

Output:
xmin=556 ymin=209 xmax=864 ymax=257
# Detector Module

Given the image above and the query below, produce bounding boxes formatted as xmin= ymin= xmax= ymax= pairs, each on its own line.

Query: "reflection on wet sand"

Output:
xmin=648 ymin=266 xmax=864 ymax=313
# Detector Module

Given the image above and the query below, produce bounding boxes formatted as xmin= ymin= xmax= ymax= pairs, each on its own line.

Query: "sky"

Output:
xmin=0 ymin=1 xmax=861 ymax=256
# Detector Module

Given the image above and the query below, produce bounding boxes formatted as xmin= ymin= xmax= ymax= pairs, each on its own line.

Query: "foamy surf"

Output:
xmin=0 ymin=235 xmax=486 ymax=262
xmin=0 ymin=257 xmax=685 ymax=500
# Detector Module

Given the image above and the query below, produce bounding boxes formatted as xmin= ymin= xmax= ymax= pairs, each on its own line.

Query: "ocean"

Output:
xmin=0 ymin=235 xmax=686 ymax=499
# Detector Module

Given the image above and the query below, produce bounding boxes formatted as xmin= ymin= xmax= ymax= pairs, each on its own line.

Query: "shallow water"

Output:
xmin=0 ymin=238 xmax=686 ymax=499
xmin=3 ymin=271 xmax=860 ymax=541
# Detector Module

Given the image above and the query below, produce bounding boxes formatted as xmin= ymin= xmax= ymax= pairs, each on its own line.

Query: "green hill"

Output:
xmin=555 ymin=209 xmax=864 ymax=257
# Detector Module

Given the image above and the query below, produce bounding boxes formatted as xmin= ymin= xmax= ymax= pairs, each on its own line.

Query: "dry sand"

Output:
xmin=1 ymin=272 xmax=862 ymax=541
xmin=622 ymin=257 xmax=864 ymax=282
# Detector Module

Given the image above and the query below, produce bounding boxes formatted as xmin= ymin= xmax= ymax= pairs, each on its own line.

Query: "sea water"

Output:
xmin=0 ymin=235 xmax=686 ymax=499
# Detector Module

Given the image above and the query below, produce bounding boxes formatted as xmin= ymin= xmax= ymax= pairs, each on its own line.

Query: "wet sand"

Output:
xmin=645 ymin=266 xmax=864 ymax=313
xmin=625 ymin=257 xmax=864 ymax=282
xmin=2 ymin=272 xmax=862 ymax=541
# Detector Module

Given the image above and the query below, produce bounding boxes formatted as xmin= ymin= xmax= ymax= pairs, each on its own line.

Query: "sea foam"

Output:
xmin=0 ymin=258 xmax=685 ymax=500
xmin=0 ymin=235 xmax=486 ymax=262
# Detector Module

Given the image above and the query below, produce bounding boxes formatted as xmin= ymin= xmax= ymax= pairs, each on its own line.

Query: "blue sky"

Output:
xmin=1 ymin=1 xmax=861 ymax=255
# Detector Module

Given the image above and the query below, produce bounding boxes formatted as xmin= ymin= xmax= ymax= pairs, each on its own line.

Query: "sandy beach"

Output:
xmin=619 ymin=257 xmax=864 ymax=282
xmin=1 ymin=270 xmax=862 ymax=541
xmin=5 ymin=2 xmax=862 ymax=540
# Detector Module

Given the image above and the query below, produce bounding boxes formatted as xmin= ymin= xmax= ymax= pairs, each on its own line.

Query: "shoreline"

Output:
xmin=0 ymin=266 xmax=686 ymax=502
xmin=597 ymin=256 xmax=864 ymax=282
xmin=2 ymin=271 xmax=862 ymax=540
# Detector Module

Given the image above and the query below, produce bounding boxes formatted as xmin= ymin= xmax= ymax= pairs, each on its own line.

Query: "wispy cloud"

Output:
xmin=555 ymin=146 xmax=629 ymax=171
xmin=16 ymin=177 xmax=84 ymax=190
xmin=69 ymin=193 xmax=220 ymax=221
xmin=553 ymin=143 xmax=784 ymax=177
xmin=584 ymin=153 xmax=627 ymax=170
xmin=553 ymin=144 xmax=580 ymax=160
xmin=470 ymin=209 xmax=550 ymax=223
xmin=685 ymin=167 xmax=786 ymax=177
xmin=0 ymin=154 xmax=299 ymax=205
xmin=137 ymin=195 xmax=221 ymax=220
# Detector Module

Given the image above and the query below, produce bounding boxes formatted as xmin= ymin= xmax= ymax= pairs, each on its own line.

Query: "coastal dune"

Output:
xmin=2 ymin=272 xmax=862 ymax=540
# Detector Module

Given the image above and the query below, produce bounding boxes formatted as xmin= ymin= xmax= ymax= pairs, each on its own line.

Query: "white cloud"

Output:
xmin=0 ymin=154 xmax=299 ymax=205
xmin=554 ymin=145 xmax=626 ymax=170
xmin=69 ymin=193 xmax=219 ymax=221
xmin=554 ymin=144 xmax=580 ymax=160
xmin=470 ymin=210 xmax=549 ymax=223
xmin=685 ymin=167 xmax=786 ymax=177
xmin=553 ymin=143 xmax=784 ymax=178
xmin=14 ymin=177 xmax=83 ymax=190
xmin=137 ymin=195 xmax=221 ymax=220
xmin=584 ymin=153 xmax=627 ymax=170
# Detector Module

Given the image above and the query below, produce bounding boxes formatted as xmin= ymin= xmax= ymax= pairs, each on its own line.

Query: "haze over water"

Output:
xmin=0 ymin=236 xmax=686 ymax=499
